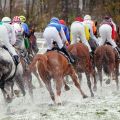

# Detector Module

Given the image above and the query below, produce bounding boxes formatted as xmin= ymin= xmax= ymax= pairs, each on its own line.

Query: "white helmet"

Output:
xmin=2 ymin=17 xmax=11 ymax=23
xmin=84 ymin=15 xmax=91 ymax=20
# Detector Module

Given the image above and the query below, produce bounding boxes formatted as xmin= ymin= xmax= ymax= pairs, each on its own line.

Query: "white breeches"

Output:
xmin=99 ymin=24 xmax=117 ymax=48
xmin=0 ymin=25 xmax=17 ymax=56
xmin=70 ymin=22 xmax=92 ymax=52
xmin=43 ymin=27 xmax=64 ymax=50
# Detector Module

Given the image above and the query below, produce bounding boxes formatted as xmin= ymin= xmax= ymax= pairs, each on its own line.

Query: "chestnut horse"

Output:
xmin=29 ymin=51 xmax=87 ymax=104
xmin=68 ymin=43 xmax=97 ymax=97
xmin=94 ymin=45 xmax=119 ymax=89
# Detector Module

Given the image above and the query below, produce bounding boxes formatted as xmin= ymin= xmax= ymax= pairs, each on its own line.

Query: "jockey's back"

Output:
xmin=21 ymin=22 xmax=29 ymax=36
xmin=70 ymin=20 xmax=92 ymax=53
xmin=83 ymin=15 xmax=98 ymax=44
xmin=59 ymin=19 xmax=70 ymax=43
xmin=100 ymin=17 xmax=117 ymax=40
xmin=3 ymin=23 xmax=16 ymax=45
xmin=44 ymin=17 xmax=74 ymax=64
xmin=0 ymin=22 xmax=10 ymax=46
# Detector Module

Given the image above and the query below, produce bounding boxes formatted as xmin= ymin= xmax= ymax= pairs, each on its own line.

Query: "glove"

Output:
xmin=65 ymin=41 xmax=69 ymax=46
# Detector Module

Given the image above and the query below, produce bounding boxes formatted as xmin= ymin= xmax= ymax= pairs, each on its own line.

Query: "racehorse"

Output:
xmin=94 ymin=45 xmax=119 ymax=89
xmin=0 ymin=47 xmax=25 ymax=103
xmin=29 ymin=51 xmax=87 ymax=105
xmin=29 ymin=24 xmax=39 ymax=56
xmin=68 ymin=43 xmax=97 ymax=97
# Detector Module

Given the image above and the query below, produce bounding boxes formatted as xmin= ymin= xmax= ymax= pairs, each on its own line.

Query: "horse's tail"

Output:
xmin=103 ymin=52 xmax=110 ymax=75
xmin=29 ymin=54 xmax=48 ymax=72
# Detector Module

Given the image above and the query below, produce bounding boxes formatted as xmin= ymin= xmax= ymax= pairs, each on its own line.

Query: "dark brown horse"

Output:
xmin=94 ymin=45 xmax=119 ymax=89
xmin=68 ymin=43 xmax=97 ymax=97
xmin=29 ymin=51 xmax=87 ymax=105
xmin=29 ymin=24 xmax=39 ymax=55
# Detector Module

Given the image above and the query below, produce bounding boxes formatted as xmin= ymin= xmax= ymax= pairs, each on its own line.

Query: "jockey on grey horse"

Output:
xmin=0 ymin=20 xmax=25 ymax=103
xmin=1 ymin=17 xmax=19 ymax=65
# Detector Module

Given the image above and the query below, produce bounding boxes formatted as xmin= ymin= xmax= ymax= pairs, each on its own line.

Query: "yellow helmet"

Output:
xmin=19 ymin=15 xmax=26 ymax=22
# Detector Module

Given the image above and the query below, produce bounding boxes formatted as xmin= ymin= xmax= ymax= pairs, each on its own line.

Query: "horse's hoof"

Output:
xmin=93 ymin=86 xmax=97 ymax=92
xmin=64 ymin=85 xmax=70 ymax=91
xmin=14 ymin=90 xmax=20 ymax=97
xmin=57 ymin=102 xmax=62 ymax=106
xmin=91 ymin=93 xmax=94 ymax=97
xmin=83 ymin=95 xmax=88 ymax=99
xmin=106 ymin=79 xmax=110 ymax=84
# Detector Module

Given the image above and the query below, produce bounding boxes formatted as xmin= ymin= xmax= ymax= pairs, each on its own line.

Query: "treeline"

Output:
xmin=0 ymin=0 xmax=120 ymax=31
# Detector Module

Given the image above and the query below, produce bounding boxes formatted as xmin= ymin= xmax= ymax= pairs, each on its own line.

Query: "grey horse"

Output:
xmin=0 ymin=47 xmax=25 ymax=103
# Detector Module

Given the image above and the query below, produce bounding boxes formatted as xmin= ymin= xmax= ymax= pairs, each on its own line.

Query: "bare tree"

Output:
xmin=26 ymin=0 xmax=30 ymax=19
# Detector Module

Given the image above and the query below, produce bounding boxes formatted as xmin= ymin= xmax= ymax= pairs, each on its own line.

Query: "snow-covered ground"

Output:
xmin=0 ymin=38 xmax=120 ymax=120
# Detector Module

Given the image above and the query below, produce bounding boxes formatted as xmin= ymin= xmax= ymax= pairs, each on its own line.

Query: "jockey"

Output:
xmin=83 ymin=15 xmax=98 ymax=44
xmin=75 ymin=17 xmax=90 ymax=41
xmin=19 ymin=15 xmax=30 ymax=49
xmin=19 ymin=15 xmax=30 ymax=38
xmin=12 ymin=16 xmax=24 ymax=49
xmin=99 ymin=16 xmax=120 ymax=58
xmin=59 ymin=19 xmax=70 ymax=44
xmin=12 ymin=16 xmax=30 ymax=64
xmin=43 ymin=17 xmax=74 ymax=63
xmin=70 ymin=17 xmax=93 ymax=57
xmin=100 ymin=16 xmax=117 ymax=41
xmin=1 ymin=17 xmax=19 ymax=65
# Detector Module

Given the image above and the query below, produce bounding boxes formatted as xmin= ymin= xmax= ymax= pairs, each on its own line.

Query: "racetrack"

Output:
xmin=0 ymin=37 xmax=120 ymax=120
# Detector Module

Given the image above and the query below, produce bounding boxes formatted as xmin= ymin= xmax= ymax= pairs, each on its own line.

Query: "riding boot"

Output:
xmin=115 ymin=47 xmax=120 ymax=59
xmin=13 ymin=55 xmax=20 ymax=66
xmin=90 ymin=52 xmax=93 ymax=59
xmin=60 ymin=47 xmax=75 ymax=64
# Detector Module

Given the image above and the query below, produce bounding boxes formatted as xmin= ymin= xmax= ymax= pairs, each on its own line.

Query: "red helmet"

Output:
xmin=75 ymin=17 xmax=83 ymax=22
xmin=59 ymin=19 xmax=66 ymax=25
xmin=12 ymin=16 xmax=21 ymax=23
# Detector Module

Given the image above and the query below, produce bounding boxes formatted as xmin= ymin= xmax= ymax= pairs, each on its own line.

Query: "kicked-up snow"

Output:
xmin=0 ymin=74 xmax=120 ymax=120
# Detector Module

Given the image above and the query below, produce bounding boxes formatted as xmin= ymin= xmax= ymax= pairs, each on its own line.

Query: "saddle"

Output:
xmin=47 ymin=41 xmax=74 ymax=64
xmin=47 ymin=46 xmax=69 ymax=61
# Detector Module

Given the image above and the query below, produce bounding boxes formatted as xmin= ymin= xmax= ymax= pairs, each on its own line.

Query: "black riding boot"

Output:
xmin=115 ymin=47 xmax=120 ymax=59
xmin=90 ymin=51 xmax=94 ymax=59
xmin=60 ymin=47 xmax=75 ymax=64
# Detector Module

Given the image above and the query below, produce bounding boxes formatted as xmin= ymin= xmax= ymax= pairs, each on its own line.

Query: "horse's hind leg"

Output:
xmin=115 ymin=61 xmax=119 ymax=90
xmin=43 ymin=79 xmax=55 ymax=103
xmin=85 ymin=72 xmax=94 ymax=97
xmin=25 ymin=73 xmax=33 ymax=99
xmin=69 ymin=68 xmax=87 ymax=98
xmin=78 ymin=73 xmax=82 ymax=84
xmin=33 ymin=71 xmax=43 ymax=88
xmin=97 ymin=67 xmax=103 ymax=86
xmin=55 ymin=77 xmax=63 ymax=105
xmin=91 ymin=69 xmax=97 ymax=92
xmin=63 ymin=80 xmax=70 ymax=91
xmin=32 ymin=69 xmax=43 ymax=87
xmin=15 ymin=76 xmax=26 ymax=96
xmin=93 ymin=72 xmax=97 ymax=91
